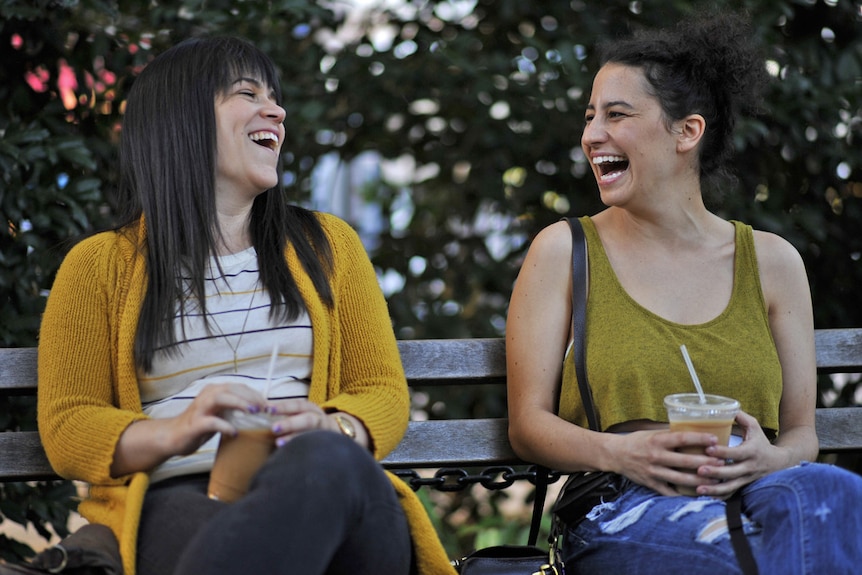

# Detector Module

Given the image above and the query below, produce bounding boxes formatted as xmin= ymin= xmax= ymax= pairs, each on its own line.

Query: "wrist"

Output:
xmin=328 ymin=412 xmax=370 ymax=451
xmin=597 ymin=431 xmax=622 ymax=473
xmin=331 ymin=413 xmax=357 ymax=439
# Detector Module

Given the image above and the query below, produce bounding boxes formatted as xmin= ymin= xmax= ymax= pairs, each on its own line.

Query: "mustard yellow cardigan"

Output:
xmin=37 ymin=213 xmax=456 ymax=575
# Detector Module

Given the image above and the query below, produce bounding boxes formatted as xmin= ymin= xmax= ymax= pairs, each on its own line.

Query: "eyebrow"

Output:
xmin=586 ymin=100 xmax=636 ymax=111
xmin=233 ymin=77 xmax=263 ymax=87
xmin=232 ymin=77 xmax=278 ymax=99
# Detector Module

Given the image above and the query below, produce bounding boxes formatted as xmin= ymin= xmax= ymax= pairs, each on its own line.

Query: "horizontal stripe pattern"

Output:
xmin=139 ymin=246 xmax=312 ymax=483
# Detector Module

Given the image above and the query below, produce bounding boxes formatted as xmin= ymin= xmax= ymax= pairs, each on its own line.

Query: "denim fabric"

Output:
xmin=138 ymin=430 xmax=411 ymax=575
xmin=561 ymin=462 xmax=862 ymax=575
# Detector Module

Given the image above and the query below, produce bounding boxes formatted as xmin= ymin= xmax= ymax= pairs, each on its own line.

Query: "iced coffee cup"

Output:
xmin=664 ymin=393 xmax=740 ymax=496
xmin=207 ymin=409 xmax=277 ymax=502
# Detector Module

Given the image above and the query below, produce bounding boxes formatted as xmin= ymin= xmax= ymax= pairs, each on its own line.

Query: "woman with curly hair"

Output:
xmin=507 ymin=11 xmax=862 ymax=574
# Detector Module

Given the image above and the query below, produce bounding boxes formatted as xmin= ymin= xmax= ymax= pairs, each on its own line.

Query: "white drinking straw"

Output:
xmin=680 ymin=344 xmax=707 ymax=403
xmin=265 ymin=341 xmax=279 ymax=397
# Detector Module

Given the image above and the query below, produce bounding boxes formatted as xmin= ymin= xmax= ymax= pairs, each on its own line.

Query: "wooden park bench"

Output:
xmin=2 ymin=329 xmax=862 ymax=490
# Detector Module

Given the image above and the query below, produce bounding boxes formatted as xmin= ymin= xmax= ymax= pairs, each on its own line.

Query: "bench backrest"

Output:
xmin=2 ymin=328 xmax=862 ymax=481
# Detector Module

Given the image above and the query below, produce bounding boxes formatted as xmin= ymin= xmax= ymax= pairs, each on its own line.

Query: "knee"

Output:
xmin=748 ymin=462 xmax=862 ymax=516
xmin=782 ymin=462 xmax=862 ymax=493
xmin=807 ymin=462 xmax=862 ymax=501
xmin=258 ymin=430 xmax=379 ymax=489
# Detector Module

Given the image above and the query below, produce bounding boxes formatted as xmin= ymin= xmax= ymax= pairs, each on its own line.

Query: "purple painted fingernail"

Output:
xmin=248 ymin=405 xmax=260 ymax=414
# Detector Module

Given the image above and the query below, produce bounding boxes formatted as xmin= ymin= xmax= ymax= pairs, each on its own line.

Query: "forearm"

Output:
xmin=509 ymin=408 xmax=612 ymax=473
xmin=771 ymin=423 xmax=819 ymax=468
xmin=110 ymin=418 xmax=180 ymax=477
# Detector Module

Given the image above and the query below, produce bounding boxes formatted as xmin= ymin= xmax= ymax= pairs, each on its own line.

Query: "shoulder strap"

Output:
xmin=566 ymin=217 xmax=599 ymax=431
xmin=727 ymin=491 xmax=760 ymax=574
xmin=527 ymin=216 xmax=594 ymax=546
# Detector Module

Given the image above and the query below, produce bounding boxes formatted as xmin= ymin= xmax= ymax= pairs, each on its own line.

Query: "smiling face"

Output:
xmin=214 ymin=76 xmax=286 ymax=207
xmin=582 ymin=63 xmax=690 ymax=208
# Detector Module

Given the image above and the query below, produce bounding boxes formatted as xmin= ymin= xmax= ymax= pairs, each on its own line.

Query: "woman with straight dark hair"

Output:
xmin=506 ymin=11 xmax=862 ymax=574
xmin=37 ymin=36 xmax=456 ymax=575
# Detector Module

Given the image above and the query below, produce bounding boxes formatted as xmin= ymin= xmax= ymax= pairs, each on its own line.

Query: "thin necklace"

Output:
xmin=209 ymin=281 xmax=257 ymax=373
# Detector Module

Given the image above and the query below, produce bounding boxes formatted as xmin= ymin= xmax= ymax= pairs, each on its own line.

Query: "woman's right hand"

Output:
xmin=606 ymin=429 xmax=727 ymax=496
xmin=110 ymin=383 xmax=267 ymax=477
xmin=166 ymin=383 xmax=269 ymax=456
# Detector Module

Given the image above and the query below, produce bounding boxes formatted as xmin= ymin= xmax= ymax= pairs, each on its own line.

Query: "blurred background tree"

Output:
xmin=2 ymin=0 xmax=860 ymax=561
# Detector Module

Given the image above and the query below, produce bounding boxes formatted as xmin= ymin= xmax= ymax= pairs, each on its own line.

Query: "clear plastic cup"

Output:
xmin=664 ymin=393 xmax=740 ymax=496
xmin=207 ymin=409 xmax=277 ymax=502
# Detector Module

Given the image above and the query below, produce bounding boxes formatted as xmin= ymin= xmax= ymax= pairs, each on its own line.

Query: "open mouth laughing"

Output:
xmin=249 ymin=131 xmax=279 ymax=151
xmin=593 ymin=154 xmax=629 ymax=182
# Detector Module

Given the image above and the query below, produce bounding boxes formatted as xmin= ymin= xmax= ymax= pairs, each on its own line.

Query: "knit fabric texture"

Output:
xmin=37 ymin=213 xmax=456 ymax=575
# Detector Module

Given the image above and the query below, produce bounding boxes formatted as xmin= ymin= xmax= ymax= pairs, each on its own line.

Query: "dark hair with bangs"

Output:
xmin=598 ymin=11 xmax=768 ymax=199
xmin=114 ymin=36 xmax=333 ymax=372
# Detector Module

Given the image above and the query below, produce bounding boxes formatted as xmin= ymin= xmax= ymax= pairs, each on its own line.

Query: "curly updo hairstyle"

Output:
xmin=598 ymin=11 xmax=769 ymax=200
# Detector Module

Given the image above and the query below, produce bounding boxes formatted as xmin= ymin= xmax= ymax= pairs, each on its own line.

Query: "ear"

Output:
xmin=676 ymin=114 xmax=706 ymax=153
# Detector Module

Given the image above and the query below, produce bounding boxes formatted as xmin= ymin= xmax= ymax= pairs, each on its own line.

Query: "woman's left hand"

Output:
xmin=267 ymin=399 xmax=368 ymax=449
xmin=693 ymin=410 xmax=792 ymax=497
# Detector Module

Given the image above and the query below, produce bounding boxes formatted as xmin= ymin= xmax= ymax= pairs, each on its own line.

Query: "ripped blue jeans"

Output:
xmin=561 ymin=462 xmax=862 ymax=574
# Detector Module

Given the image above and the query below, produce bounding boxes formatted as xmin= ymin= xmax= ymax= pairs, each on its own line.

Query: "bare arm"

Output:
xmin=763 ymin=233 xmax=819 ymax=460
xmin=507 ymin=221 xmax=639 ymax=474
xmin=698 ymin=231 xmax=818 ymax=496
xmin=508 ymin=221 xmax=590 ymax=468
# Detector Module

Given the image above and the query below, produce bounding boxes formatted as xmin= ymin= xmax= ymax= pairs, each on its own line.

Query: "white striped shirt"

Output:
xmin=139 ymin=247 xmax=312 ymax=483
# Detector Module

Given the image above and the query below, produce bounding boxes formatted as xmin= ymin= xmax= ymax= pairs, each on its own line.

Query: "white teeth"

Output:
xmin=249 ymin=132 xmax=278 ymax=146
xmin=593 ymin=155 xmax=626 ymax=165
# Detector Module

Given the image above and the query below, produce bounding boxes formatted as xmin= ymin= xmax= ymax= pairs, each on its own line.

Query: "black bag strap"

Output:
xmin=566 ymin=217 xmax=599 ymax=431
xmin=527 ymin=217 xmax=592 ymax=546
xmin=528 ymin=467 xmax=550 ymax=546
xmin=726 ymin=491 xmax=760 ymax=574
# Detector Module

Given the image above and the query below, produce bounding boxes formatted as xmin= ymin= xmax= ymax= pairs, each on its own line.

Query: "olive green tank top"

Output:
xmin=559 ymin=216 xmax=782 ymax=434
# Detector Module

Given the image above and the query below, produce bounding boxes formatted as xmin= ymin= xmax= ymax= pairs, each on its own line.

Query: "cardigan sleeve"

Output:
xmin=315 ymin=214 xmax=410 ymax=460
xmin=37 ymin=233 xmax=148 ymax=485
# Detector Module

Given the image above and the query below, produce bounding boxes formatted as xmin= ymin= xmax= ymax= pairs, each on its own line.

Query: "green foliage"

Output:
xmin=2 ymin=0 xmax=861 ymax=559
xmin=0 ymin=481 xmax=77 ymax=562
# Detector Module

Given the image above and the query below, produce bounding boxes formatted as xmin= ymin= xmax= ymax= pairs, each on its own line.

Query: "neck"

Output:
xmin=215 ymin=210 xmax=253 ymax=255
xmin=213 ymin=182 xmax=261 ymax=254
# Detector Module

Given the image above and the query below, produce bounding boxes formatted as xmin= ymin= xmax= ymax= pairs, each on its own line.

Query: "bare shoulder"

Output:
xmin=510 ymin=219 xmax=575 ymax=317
xmin=751 ymin=229 xmax=812 ymax=317
xmin=751 ymin=229 xmax=806 ymax=276
xmin=526 ymin=219 xmax=576 ymax=262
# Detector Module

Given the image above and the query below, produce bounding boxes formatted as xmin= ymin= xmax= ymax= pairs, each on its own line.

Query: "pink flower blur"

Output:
xmin=58 ymin=60 xmax=78 ymax=110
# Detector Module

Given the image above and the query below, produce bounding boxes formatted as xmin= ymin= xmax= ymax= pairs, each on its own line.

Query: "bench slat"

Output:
xmin=5 ymin=331 xmax=862 ymax=392
xmin=396 ymin=339 xmax=506 ymax=385
xmin=0 ymin=421 xmax=518 ymax=481
xmin=813 ymin=328 xmax=862 ymax=373
xmin=389 ymin=411 xmax=862 ymax=462
xmin=3 ymin=408 xmax=858 ymax=483
xmin=815 ymin=408 xmax=862 ymax=452
xmin=0 ymin=431 xmax=55 ymax=481
xmin=2 ymin=331 xmax=861 ymax=482
xmin=0 ymin=348 xmax=38 ymax=394
xmin=382 ymin=418 xmax=516 ymax=468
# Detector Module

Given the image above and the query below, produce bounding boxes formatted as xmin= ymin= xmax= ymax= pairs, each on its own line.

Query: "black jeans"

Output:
xmin=136 ymin=430 xmax=412 ymax=575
